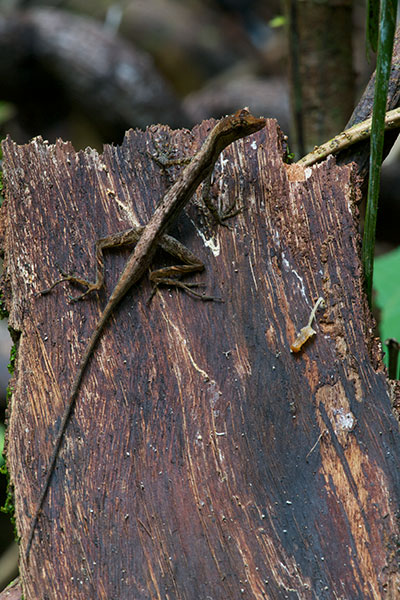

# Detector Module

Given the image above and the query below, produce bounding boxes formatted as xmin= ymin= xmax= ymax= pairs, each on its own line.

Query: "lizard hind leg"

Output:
xmin=147 ymin=274 xmax=219 ymax=304
xmin=39 ymin=263 xmax=104 ymax=303
xmin=148 ymin=233 xmax=221 ymax=303
xmin=148 ymin=264 xmax=208 ymax=302
xmin=38 ymin=227 xmax=143 ymax=303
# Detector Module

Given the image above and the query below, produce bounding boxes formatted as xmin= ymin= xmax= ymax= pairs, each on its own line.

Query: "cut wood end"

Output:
xmin=284 ymin=162 xmax=306 ymax=182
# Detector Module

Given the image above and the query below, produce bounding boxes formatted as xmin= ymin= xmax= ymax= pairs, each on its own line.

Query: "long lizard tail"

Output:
xmin=24 ymin=305 xmax=114 ymax=562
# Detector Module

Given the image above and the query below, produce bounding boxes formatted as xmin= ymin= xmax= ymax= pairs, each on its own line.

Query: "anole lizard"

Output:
xmin=24 ymin=108 xmax=266 ymax=560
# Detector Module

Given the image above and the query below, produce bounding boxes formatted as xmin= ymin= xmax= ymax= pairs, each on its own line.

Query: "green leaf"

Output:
xmin=374 ymin=246 xmax=400 ymax=374
xmin=0 ymin=423 xmax=4 ymax=467
xmin=362 ymin=0 xmax=397 ymax=304
xmin=269 ymin=15 xmax=286 ymax=28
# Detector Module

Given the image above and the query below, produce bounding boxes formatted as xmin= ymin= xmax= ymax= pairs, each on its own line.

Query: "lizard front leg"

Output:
xmin=39 ymin=227 xmax=143 ymax=301
xmin=40 ymin=226 xmax=212 ymax=302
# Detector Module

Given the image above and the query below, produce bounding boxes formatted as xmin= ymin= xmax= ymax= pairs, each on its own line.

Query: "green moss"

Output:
xmin=0 ymin=165 xmax=3 ymax=207
xmin=0 ymin=463 xmax=18 ymax=542
xmin=283 ymin=141 xmax=295 ymax=163
xmin=0 ymin=423 xmax=4 ymax=468
xmin=1 ymin=427 xmax=18 ymax=541
xmin=0 ymin=292 xmax=8 ymax=320
xmin=1 ymin=340 xmax=19 ymax=541
xmin=7 ymin=344 xmax=16 ymax=375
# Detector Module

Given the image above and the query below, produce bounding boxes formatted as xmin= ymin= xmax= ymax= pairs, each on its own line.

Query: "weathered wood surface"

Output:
xmin=1 ymin=118 xmax=400 ymax=599
xmin=0 ymin=578 xmax=21 ymax=600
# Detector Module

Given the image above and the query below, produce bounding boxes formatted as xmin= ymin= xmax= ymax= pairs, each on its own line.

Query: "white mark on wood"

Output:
xmin=191 ymin=219 xmax=221 ymax=257
xmin=292 ymin=270 xmax=306 ymax=299
xmin=333 ymin=408 xmax=356 ymax=433
xmin=161 ymin=311 xmax=212 ymax=380
xmin=282 ymin=253 xmax=307 ymax=299
xmin=281 ymin=253 xmax=290 ymax=271
xmin=248 ymin=257 xmax=258 ymax=291
xmin=219 ymin=152 xmax=229 ymax=170
xmin=113 ymin=195 xmax=139 ymax=227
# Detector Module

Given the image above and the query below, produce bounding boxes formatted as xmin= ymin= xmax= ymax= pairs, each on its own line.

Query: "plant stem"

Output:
xmin=362 ymin=0 xmax=396 ymax=305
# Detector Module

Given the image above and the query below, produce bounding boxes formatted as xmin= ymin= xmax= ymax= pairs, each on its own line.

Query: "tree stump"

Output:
xmin=1 ymin=117 xmax=400 ymax=599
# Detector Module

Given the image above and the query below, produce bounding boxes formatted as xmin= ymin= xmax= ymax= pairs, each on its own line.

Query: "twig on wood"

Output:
xmin=297 ymin=107 xmax=400 ymax=167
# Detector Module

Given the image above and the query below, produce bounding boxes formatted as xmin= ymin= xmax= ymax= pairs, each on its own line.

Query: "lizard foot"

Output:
xmin=147 ymin=279 xmax=222 ymax=305
xmin=201 ymin=179 xmax=245 ymax=229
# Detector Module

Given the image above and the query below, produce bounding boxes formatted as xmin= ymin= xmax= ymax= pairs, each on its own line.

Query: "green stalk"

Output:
xmin=362 ymin=0 xmax=396 ymax=305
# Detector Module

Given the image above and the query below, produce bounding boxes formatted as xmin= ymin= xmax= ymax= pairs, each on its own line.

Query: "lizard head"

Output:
xmin=211 ymin=108 xmax=266 ymax=156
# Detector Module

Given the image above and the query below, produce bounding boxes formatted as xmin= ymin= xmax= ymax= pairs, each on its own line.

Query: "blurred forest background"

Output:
xmin=0 ymin=0 xmax=399 ymax=589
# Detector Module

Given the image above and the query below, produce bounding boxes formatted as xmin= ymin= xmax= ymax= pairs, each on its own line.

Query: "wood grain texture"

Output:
xmin=0 ymin=578 xmax=22 ymax=600
xmin=2 ymin=119 xmax=400 ymax=599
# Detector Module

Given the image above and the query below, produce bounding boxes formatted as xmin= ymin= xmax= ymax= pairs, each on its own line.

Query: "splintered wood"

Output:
xmin=1 ymin=118 xmax=400 ymax=599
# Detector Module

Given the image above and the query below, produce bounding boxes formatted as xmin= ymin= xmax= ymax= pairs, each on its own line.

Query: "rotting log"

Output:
xmin=0 ymin=578 xmax=21 ymax=600
xmin=1 ymin=117 xmax=400 ymax=599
